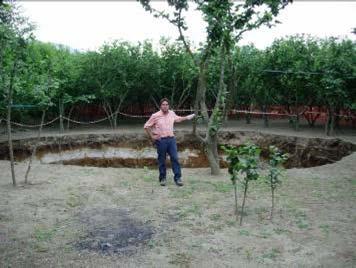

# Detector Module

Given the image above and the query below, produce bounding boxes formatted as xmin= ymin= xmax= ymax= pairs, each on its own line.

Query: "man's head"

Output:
xmin=160 ymin=98 xmax=169 ymax=114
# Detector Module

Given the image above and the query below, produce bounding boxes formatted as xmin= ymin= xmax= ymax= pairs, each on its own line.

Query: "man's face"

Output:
xmin=160 ymin=101 xmax=169 ymax=113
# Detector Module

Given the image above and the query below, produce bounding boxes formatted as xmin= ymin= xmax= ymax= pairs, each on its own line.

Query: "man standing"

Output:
xmin=144 ymin=98 xmax=195 ymax=186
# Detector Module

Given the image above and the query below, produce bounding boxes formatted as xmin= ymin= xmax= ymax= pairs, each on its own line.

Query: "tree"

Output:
xmin=158 ymin=38 xmax=197 ymax=109
xmin=223 ymin=142 xmax=261 ymax=225
xmin=80 ymin=41 xmax=149 ymax=129
xmin=234 ymin=45 xmax=267 ymax=125
xmin=139 ymin=0 xmax=292 ymax=174
xmin=266 ymin=145 xmax=288 ymax=220
xmin=266 ymin=35 xmax=318 ymax=130
xmin=0 ymin=2 xmax=34 ymax=186
xmin=315 ymin=38 xmax=355 ymax=136
xmin=22 ymin=41 xmax=60 ymax=183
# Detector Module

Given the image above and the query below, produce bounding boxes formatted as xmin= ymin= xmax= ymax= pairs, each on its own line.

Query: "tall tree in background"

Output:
xmin=315 ymin=38 xmax=355 ymax=136
xmin=159 ymin=38 xmax=197 ymax=109
xmin=139 ymin=0 xmax=292 ymax=174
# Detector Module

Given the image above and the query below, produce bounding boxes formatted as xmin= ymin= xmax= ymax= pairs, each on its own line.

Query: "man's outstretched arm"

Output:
xmin=174 ymin=113 xmax=195 ymax=123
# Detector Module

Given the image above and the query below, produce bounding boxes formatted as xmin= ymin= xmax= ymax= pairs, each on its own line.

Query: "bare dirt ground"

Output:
xmin=0 ymin=120 xmax=355 ymax=267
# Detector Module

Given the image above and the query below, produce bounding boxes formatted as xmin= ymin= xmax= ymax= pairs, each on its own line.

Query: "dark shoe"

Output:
xmin=159 ymin=178 xmax=167 ymax=186
xmin=174 ymin=178 xmax=184 ymax=187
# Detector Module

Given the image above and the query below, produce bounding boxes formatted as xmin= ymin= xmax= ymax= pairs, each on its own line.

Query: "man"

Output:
xmin=144 ymin=98 xmax=195 ymax=186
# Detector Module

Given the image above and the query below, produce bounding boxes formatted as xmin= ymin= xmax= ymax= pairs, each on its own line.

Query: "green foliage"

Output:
xmin=266 ymin=145 xmax=288 ymax=220
xmin=1 ymin=1 xmax=355 ymax=138
xmin=222 ymin=142 xmax=261 ymax=224
xmin=223 ymin=142 xmax=261 ymax=185
xmin=266 ymin=145 xmax=288 ymax=190
xmin=0 ymin=2 xmax=34 ymax=116
xmin=223 ymin=143 xmax=290 ymax=223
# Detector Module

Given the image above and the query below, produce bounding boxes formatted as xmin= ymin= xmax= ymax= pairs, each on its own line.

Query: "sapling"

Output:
xmin=266 ymin=145 xmax=288 ymax=220
xmin=222 ymin=145 xmax=240 ymax=221
xmin=223 ymin=142 xmax=261 ymax=225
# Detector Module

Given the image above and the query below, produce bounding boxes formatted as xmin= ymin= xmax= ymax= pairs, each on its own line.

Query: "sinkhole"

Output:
xmin=0 ymin=131 xmax=355 ymax=169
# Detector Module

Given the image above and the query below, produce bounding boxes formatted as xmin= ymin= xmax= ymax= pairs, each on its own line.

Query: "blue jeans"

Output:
xmin=155 ymin=137 xmax=181 ymax=181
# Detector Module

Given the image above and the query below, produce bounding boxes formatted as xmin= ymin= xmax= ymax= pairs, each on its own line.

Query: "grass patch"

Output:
xmin=170 ymin=186 xmax=194 ymax=198
xmin=142 ymin=167 xmax=155 ymax=183
xmin=273 ymin=227 xmax=291 ymax=235
xmin=259 ymin=229 xmax=272 ymax=238
xmin=294 ymin=210 xmax=309 ymax=229
xmin=244 ymin=247 xmax=255 ymax=261
xmin=319 ymin=224 xmax=330 ymax=237
xmin=239 ymin=229 xmax=250 ymax=236
xmin=296 ymin=219 xmax=309 ymax=229
xmin=66 ymin=193 xmax=86 ymax=208
xmin=210 ymin=181 xmax=233 ymax=193
xmin=225 ymin=219 xmax=236 ymax=227
xmin=169 ymin=252 xmax=193 ymax=267
xmin=33 ymin=226 xmax=56 ymax=242
xmin=209 ymin=213 xmax=222 ymax=222
xmin=178 ymin=203 xmax=202 ymax=219
xmin=261 ymin=248 xmax=281 ymax=260
xmin=95 ymin=185 xmax=114 ymax=196
xmin=350 ymin=178 xmax=356 ymax=186
xmin=34 ymin=242 xmax=49 ymax=253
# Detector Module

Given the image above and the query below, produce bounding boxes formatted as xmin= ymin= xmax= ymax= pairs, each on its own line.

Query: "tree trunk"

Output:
xmin=295 ymin=113 xmax=300 ymax=131
xmin=224 ymin=54 xmax=237 ymax=121
xmin=294 ymin=103 xmax=300 ymax=131
xmin=271 ymin=187 xmax=275 ymax=221
xmin=306 ymin=105 xmax=320 ymax=128
xmin=205 ymin=45 xmax=228 ymax=175
xmin=103 ymin=102 xmax=114 ymax=129
xmin=205 ymin=134 xmax=220 ymax=175
xmin=193 ymin=61 xmax=209 ymax=136
xmin=7 ymin=60 xmax=17 ymax=186
xmin=334 ymin=107 xmax=340 ymax=130
xmin=262 ymin=105 xmax=269 ymax=127
xmin=325 ymin=105 xmax=335 ymax=136
xmin=240 ymin=181 xmax=249 ymax=226
xmin=150 ymin=95 xmax=159 ymax=110
xmin=113 ymin=99 xmax=125 ymax=130
xmin=59 ymin=98 xmax=64 ymax=133
xmin=245 ymin=106 xmax=251 ymax=124
xmin=325 ymin=107 xmax=330 ymax=136
xmin=329 ymin=106 xmax=335 ymax=136
xmin=66 ymin=105 xmax=75 ymax=130
xmin=25 ymin=109 xmax=46 ymax=183
xmin=113 ymin=112 xmax=118 ymax=129
xmin=7 ymin=87 xmax=16 ymax=186
xmin=234 ymin=181 xmax=238 ymax=221
xmin=192 ymin=42 xmax=229 ymax=175
xmin=286 ymin=105 xmax=294 ymax=127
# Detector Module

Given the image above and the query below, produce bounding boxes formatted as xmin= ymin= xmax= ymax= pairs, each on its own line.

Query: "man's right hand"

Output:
xmin=186 ymin=113 xmax=195 ymax=120
xmin=151 ymin=136 xmax=159 ymax=146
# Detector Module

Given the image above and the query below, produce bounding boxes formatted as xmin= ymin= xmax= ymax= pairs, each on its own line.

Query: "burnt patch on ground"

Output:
xmin=75 ymin=208 xmax=154 ymax=256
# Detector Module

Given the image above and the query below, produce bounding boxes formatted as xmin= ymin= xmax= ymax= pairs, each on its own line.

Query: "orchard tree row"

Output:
xmin=2 ymin=5 xmax=355 ymax=137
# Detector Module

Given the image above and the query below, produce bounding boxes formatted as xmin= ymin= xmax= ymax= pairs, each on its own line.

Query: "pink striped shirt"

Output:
xmin=144 ymin=110 xmax=184 ymax=140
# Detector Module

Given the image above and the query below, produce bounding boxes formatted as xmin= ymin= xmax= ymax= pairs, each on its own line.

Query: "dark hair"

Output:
xmin=160 ymin=98 xmax=169 ymax=106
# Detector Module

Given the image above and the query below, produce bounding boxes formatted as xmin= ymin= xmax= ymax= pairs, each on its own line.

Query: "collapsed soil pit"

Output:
xmin=0 ymin=130 xmax=355 ymax=169
xmin=75 ymin=208 xmax=155 ymax=255
xmin=40 ymin=146 xmax=209 ymax=168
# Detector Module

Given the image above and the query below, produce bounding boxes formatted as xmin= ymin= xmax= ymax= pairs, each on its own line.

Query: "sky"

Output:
xmin=19 ymin=1 xmax=356 ymax=52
